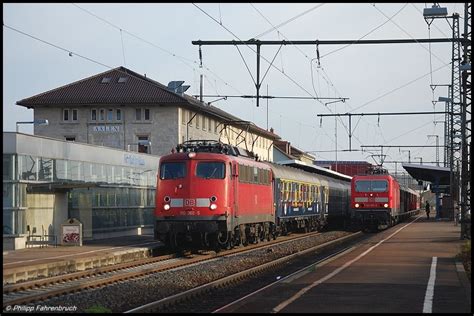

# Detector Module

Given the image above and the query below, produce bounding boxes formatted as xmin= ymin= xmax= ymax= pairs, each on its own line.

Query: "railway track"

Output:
xmin=124 ymin=231 xmax=364 ymax=313
xmin=3 ymin=231 xmax=332 ymax=308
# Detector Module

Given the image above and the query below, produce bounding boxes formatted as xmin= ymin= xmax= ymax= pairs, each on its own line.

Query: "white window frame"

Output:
xmin=99 ymin=108 xmax=105 ymax=121
xmin=107 ymin=109 xmax=114 ymax=121
xmin=181 ymin=108 xmax=186 ymax=125
xmin=91 ymin=109 xmax=97 ymax=121
xmin=63 ymin=108 xmax=70 ymax=121
xmin=72 ymin=109 xmax=78 ymax=121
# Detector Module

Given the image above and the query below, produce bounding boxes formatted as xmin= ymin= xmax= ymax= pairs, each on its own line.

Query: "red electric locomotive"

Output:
xmin=154 ymin=140 xmax=275 ymax=249
xmin=351 ymin=173 xmax=419 ymax=231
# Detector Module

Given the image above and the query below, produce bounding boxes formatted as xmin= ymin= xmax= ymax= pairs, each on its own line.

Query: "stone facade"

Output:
xmin=34 ymin=105 xmax=274 ymax=160
xmin=20 ymin=66 xmax=278 ymax=161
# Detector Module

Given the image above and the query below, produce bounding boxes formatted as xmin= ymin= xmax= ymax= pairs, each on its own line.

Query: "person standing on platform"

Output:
xmin=425 ymin=201 xmax=430 ymax=220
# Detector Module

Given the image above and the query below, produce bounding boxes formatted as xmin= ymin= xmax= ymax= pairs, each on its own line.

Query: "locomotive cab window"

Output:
xmin=196 ymin=162 xmax=225 ymax=179
xmin=355 ymin=180 xmax=388 ymax=192
xmin=160 ymin=162 xmax=186 ymax=179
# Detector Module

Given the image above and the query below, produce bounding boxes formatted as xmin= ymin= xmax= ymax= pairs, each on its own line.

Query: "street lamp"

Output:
xmin=423 ymin=4 xmax=448 ymax=18
xmin=401 ymin=149 xmax=411 ymax=163
xmin=16 ymin=119 xmax=49 ymax=133
xmin=427 ymin=135 xmax=440 ymax=166
xmin=438 ymin=96 xmax=452 ymax=103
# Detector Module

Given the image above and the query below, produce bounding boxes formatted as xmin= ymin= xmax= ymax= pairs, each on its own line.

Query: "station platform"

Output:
xmin=3 ymin=234 xmax=163 ymax=285
xmin=217 ymin=216 xmax=471 ymax=313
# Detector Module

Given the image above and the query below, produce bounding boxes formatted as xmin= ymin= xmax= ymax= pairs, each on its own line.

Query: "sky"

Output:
xmin=3 ymin=2 xmax=466 ymax=174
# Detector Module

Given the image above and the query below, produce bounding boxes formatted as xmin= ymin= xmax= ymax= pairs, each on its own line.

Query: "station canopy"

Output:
xmin=402 ymin=163 xmax=451 ymax=185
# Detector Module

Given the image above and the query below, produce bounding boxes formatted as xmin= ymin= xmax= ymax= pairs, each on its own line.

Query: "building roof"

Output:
xmin=402 ymin=163 xmax=451 ymax=185
xmin=315 ymin=160 xmax=372 ymax=165
xmin=273 ymin=140 xmax=315 ymax=160
xmin=16 ymin=66 xmax=280 ymax=140
xmin=17 ymin=67 xmax=186 ymax=107
xmin=277 ymin=159 xmax=352 ymax=182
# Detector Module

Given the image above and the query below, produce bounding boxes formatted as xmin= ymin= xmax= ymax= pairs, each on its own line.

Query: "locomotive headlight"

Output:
xmin=164 ymin=196 xmax=171 ymax=202
xmin=210 ymin=203 xmax=217 ymax=210
xmin=163 ymin=204 xmax=171 ymax=211
xmin=384 ymin=203 xmax=389 ymax=208
xmin=355 ymin=203 xmax=360 ymax=208
xmin=188 ymin=152 xmax=196 ymax=158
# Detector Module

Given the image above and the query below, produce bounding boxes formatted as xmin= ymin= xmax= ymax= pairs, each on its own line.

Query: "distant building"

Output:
xmin=16 ymin=66 xmax=280 ymax=161
xmin=272 ymin=138 xmax=316 ymax=164
xmin=314 ymin=160 xmax=374 ymax=177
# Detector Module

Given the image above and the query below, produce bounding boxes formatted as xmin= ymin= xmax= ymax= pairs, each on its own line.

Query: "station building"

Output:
xmin=3 ymin=132 xmax=159 ymax=250
xmin=16 ymin=66 xmax=279 ymax=161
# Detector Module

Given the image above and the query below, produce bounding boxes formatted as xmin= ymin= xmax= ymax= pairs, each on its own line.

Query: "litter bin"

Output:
xmin=61 ymin=218 xmax=83 ymax=246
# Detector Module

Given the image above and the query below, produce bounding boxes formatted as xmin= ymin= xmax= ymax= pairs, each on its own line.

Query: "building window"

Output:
xmin=91 ymin=109 xmax=97 ymax=121
xmin=144 ymin=109 xmax=150 ymax=121
xmin=208 ymin=117 xmax=212 ymax=132
xmin=202 ymin=115 xmax=206 ymax=130
xmin=215 ymin=121 xmax=219 ymax=133
xmin=72 ymin=109 xmax=78 ymax=121
xmin=65 ymin=136 xmax=76 ymax=142
xmin=182 ymin=109 xmax=186 ymax=125
xmin=116 ymin=109 xmax=121 ymax=121
xmin=107 ymin=109 xmax=113 ymax=121
xmin=63 ymin=109 xmax=69 ymax=121
xmin=188 ymin=111 xmax=193 ymax=126
xmin=196 ymin=114 xmax=200 ymax=128
xmin=135 ymin=108 xmax=141 ymax=121
xmin=138 ymin=136 xmax=149 ymax=154
xmin=100 ymin=109 xmax=105 ymax=121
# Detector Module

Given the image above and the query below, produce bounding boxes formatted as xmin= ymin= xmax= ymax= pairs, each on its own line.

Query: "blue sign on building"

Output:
xmin=124 ymin=154 xmax=145 ymax=166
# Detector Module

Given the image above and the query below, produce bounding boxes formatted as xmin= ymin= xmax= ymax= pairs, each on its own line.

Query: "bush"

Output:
xmin=457 ymin=240 xmax=471 ymax=282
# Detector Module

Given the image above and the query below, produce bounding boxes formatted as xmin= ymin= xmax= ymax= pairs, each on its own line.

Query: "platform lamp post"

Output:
xmin=401 ymin=149 xmax=411 ymax=164
xmin=414 ymin=156 xmax=423 ymax=165
xmin=16 ymin=119 xmax=49 ymax=133
xmin=427 ymin=135 xmax=440 ymax=166
xmin=325 ymin=98 xmax=346 ymax=172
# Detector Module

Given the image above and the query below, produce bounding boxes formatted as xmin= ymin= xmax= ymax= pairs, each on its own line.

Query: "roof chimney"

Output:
xmin=270 ymin=127 xmax=274 ymax=134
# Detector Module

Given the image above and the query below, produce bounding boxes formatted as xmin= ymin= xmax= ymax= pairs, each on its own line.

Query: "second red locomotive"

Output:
xmin=350 ymin=172 xmax=419 ymax=231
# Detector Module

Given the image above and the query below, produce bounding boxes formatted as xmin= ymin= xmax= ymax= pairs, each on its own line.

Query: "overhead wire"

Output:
xmin=320 ymin=3 xmax=409 ymax=59
xmin=72 ymin=3 xmax=244 ymax=95
xmin=372 ymin=3 xmax=450 ymax=65
xmin=253 ymin=3 xmax=326 ymax=39
xmin=249 ymin=3 xmax=353 ymax=149
xmin=350 ymin=61 xmax=452 ymax=113
xmin=3 ymin=22 xmax=115 ymax=70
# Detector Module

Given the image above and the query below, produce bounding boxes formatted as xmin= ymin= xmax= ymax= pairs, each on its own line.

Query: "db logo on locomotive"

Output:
xmin=184 ymin=199 xmax=196 ymax=207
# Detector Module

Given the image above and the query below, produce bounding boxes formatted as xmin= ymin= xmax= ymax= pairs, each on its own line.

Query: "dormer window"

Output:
xmin=118 ymin=77 xmax=128 ymax=83
xmin=101 ymin=77 xmax=112 ymax=84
